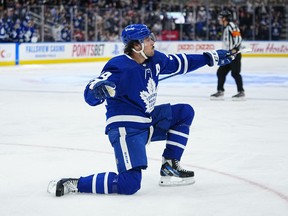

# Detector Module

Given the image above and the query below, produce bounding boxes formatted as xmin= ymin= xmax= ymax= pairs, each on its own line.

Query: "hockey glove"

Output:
xmin=204 ymin=49 xmax=235 ymax=67
xmin=89 ymin=79 xmax=116 ymax=100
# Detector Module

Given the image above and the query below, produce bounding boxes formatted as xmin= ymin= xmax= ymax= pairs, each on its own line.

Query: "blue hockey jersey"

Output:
xmin=84 ymin=50 xmax=210 ymax=133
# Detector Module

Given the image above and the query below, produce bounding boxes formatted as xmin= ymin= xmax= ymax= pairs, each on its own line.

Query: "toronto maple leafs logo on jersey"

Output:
xmin=140 ymin=77 xmax=157 ymax=113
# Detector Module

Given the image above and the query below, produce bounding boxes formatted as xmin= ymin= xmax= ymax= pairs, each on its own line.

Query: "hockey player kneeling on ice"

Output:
xmin=47 ymin=24 xmax=235 ymax=196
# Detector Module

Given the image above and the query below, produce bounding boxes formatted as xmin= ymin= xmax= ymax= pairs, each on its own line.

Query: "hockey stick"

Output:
xmin=159 ymin=48 xmax=252 ymax=82
xmin=238 ymin=47 xmax=252 ymax=53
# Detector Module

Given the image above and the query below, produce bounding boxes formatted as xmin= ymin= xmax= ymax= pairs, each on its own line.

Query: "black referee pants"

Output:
xmin=216 ymin=53 xmax=244 ymax=92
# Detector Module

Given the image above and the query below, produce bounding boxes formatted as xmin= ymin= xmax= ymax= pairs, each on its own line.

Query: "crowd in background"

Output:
xmin=0 ymin=0 xmax=286 ymax=43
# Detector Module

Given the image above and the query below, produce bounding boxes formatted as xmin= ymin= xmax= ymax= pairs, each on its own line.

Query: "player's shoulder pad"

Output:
xmin=103 ymin=54 xmax=136 ymax=76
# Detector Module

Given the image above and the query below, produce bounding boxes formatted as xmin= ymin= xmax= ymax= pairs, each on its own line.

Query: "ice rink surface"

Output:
xmin=1 ymin=57 xmax=288 ymax=216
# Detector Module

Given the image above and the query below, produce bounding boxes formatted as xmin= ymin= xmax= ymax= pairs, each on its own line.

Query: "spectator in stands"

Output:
xmin=22 ymin=18 xmax=36 ymax=42
xmin=195 ymin=6 xmax=207 ymax=40
xmin=52 ymin=22 xmax=64 ymax=42
xmin=73 ymin=12 xmax=84 ymax=30
xmin=73 ymin=27 xmax=85 ymax=41
xmin=0 ymin=18 xmax=8 ymax=42
xmin=9 ymin=19 xmax=23 ymax=42
xmin=183 ymin=11 xmax=195 ymax=40
xmin=61 ymin=23 xmax=71 ymax=42
xmin=208 ymin=22 xmax=219 ymax=40
xmin=272 ymin=20 xmax=281 ymax=40
xmin=257 ymin=20 xmax=269 ymax=40
xmin=239 ymin=8 xmax=253 ymax=39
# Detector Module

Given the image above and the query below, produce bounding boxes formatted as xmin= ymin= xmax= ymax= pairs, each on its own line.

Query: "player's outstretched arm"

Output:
xmin=203 ymin=49 xmax=235 ymax=67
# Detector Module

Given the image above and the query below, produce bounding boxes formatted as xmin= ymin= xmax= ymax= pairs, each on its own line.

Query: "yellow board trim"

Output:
xmin=0 ymin=61 xmax=16 ymax=66
xmin=242 ymin=54 xmax=288 ymax=57
xmin=19 ymin=57 xmax=111 ymax=65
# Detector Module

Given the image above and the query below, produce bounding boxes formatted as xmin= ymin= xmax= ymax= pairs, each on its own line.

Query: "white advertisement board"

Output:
xmin=155 ymin=41 xmax=221 ymax=54
xmin=242 ymin=41 xmax=288 ymax=55
xmin=0 ymin=44 xmax=16 ymax=66
xmin=18 ymin=42 xmax=125 ymax=64
xmin=156 ymin=41 xmax=288 ymax=56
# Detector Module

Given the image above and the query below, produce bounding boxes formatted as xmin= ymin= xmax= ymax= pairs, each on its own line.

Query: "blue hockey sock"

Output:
xmin=163 ymin=104 xmax=194 ymax=160
xmin=77 ymin=172 xmax=117 ymax=194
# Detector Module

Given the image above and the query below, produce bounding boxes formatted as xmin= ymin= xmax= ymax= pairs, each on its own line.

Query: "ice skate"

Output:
xmin=47 ymin=178 xmax=79 ymax=197
xmin=159 ymin=158 xmax=195 ymax=186
xmin=210 ymin=91 xmax=224 ymax=100
xmin=232 ymin=91 xmax=245 ymax=101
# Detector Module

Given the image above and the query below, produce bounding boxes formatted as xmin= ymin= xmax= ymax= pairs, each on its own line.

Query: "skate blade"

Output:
xmin=47 ymin=180 xmax=57 ymax=195
xmin=159 ymin=176 xmax=195 ymax=186
xmin=232 ymin=97 xmax=246 ymax=101
xmin=210 ymin=96 xmax=224 ymax=101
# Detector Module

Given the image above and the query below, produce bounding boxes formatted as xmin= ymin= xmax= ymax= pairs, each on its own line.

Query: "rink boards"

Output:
xmin=1 ymin=41 xmax=288 ymax=66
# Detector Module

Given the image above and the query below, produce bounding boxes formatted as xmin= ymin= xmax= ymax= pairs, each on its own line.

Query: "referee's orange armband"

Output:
xmin=232 ymin=31 xmax=241 ymax=37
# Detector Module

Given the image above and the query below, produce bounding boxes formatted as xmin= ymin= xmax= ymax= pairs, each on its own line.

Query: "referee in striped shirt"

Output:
xmin=210 ymin=10 xmax=245 ymax=100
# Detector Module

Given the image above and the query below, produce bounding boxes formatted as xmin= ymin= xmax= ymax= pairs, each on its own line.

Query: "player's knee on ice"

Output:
xmin=117 ymin=169 xmax=142 ymax=195
xmin=171 ymin=104 xmax=195 ymax=127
